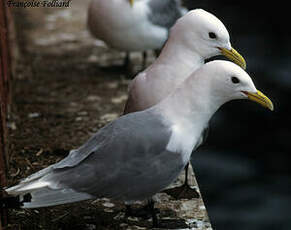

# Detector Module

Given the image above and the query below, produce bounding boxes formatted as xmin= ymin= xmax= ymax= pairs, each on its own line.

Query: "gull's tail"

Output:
xmin=4 ymin=165 xmax=93 ymax=209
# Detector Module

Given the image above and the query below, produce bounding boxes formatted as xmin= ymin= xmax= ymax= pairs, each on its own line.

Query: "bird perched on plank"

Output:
xmin=124 ymin=9 xmax=246 ymax=199
xmin=87 ymin=0 xmax=188 ymax=69
xmin=3 ymin=61 xmax=273 ymax=227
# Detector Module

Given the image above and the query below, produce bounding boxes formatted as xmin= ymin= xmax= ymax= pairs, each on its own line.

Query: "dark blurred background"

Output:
xmin=184 ymin=1 xmax=291 ymax=229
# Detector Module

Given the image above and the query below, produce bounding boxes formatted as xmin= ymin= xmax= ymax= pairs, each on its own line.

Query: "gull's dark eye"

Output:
xmin=231 ymin=76 xmax=240 ymax=84
xmin=209 ymin=32 xmax=217 ymax=39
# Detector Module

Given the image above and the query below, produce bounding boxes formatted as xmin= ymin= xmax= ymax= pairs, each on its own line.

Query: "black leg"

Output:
xmin=148 ymin=199 xmax=158 ymax=228
xmin=163 ymin=163 xmax=200 ymax=199
xmin=125 ymin=204 xmax=133 ymax=217
xmin=125 ymin=203 xmax=155 ymax=219
xmin=184 ymin=162 xmax=189 ymax=186
xmin=123 ymin=52 xmax=130 ymax=69
xmin=142 ymin=51 xmax=147 ymax=69
xmin=154 ymin=49 xmax=161 ymax=58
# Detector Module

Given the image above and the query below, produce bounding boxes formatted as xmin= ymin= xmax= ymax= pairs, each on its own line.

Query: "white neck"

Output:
xmin=156 ymin=74 xmax=224 ymax=136
xmin=155 ymin=35 xmax=204 ymax=81
xmin=151 ymin=76 xmax=217 ymax=164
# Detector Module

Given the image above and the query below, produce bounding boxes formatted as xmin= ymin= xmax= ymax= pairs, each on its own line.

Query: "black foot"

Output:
xmin=125 ymin=205 xmax=159 ymax=220
xmin=148 ymin=199 xmax=159 ymax=228
xmin=155 ymin=219 xmax=189 ymax=229
xmin=125 ymin=199 xmax=160 ymax=228
xmin=99 ymin=65 xmax=136 ymax=79
xmin=163 ymin=184 xmax=200 ymax=200
xmin=99 ymin=63 xmax=131 ymax=74
xmin=154 ymin=49 xmax=161 ymax=58
xmin=98 ymin=52 xmax=135 ymax=78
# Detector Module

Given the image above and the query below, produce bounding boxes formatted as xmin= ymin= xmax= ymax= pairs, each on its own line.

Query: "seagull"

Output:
xmin=87 ymin=0 xmax=187 ymax=68
xmin=3 ymin=61 xmax=273 ymax=227
xmin=124 ymin=9 xmax=246 ymax=199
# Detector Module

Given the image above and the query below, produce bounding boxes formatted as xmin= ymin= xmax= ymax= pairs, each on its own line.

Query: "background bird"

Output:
xmin=87 ymin=0 xmax=188 ymax=70
xmin=4 ymin=61 xmax=273 ymax=227
xmin=124 ymin=9 xmax=246 ymax=198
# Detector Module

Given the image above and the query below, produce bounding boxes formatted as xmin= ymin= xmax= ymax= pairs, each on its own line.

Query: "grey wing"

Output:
xmin=8 ymin=119 xmax=126 ymax=188
xmin=43 ymin=112 xmax=185 ymax=201
xmin=147 ymin=0 xmax=186 ymax=29
xmin=52 ymin=122 xmax=116 ymax=169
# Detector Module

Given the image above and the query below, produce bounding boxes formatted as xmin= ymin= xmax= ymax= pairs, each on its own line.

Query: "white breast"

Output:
xmin=166 ymin=124 xmax=199 ymax=164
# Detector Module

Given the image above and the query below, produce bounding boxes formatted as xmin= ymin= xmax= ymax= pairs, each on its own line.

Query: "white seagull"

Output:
xmin=4 ymin=61 xmax=273 ymax=227
xmin=124 ymin=9 xmax=246 ymax=197
xmin=87 ymin=0 xmax=187 ymax=67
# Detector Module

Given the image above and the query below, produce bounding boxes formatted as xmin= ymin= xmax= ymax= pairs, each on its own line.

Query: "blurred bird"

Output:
xmin=124 ymin=9 xmax=246 ymax=199
xmin=87 ymin=0 xmax=188 ymax=69
xmin=3 ymin=61 xmax=273 ymax=227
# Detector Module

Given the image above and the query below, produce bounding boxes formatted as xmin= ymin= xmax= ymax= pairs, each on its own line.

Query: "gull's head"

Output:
xmin=195 ymin=60 xmax=273 ymax=111
xmin=172 ymin=9 xmax=246 ymax=69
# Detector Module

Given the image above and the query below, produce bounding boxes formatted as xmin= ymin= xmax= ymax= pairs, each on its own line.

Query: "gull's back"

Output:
xmin=87 ymin=0 xmax=171 ymax=51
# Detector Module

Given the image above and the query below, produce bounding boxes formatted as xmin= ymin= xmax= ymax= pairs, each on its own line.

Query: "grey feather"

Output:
xmin=7 ymin=111 xmax=186 ymax=206
xmin=147 ymin=0 xmax=186 ymax=29
xmin=43 ymin=111 xmax=185 ymax=201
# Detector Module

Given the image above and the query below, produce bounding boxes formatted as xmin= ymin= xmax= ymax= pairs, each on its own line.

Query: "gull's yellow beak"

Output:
xmin=220 ymin=47 xmax=247 ymax=70
xmin=243 ymin=90 xmax=274 ymax=111
xmin=129 ymin=0 xmax=134 ymax=7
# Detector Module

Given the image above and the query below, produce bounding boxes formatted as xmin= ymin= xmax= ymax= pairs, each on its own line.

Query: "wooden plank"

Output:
xmin=0 ymin=0 xmax=12 ymax=228
xmin=0 ymin=0 xmax=10 ymax=107
xmin=0 ymin=104 xmax=7 ymax=230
